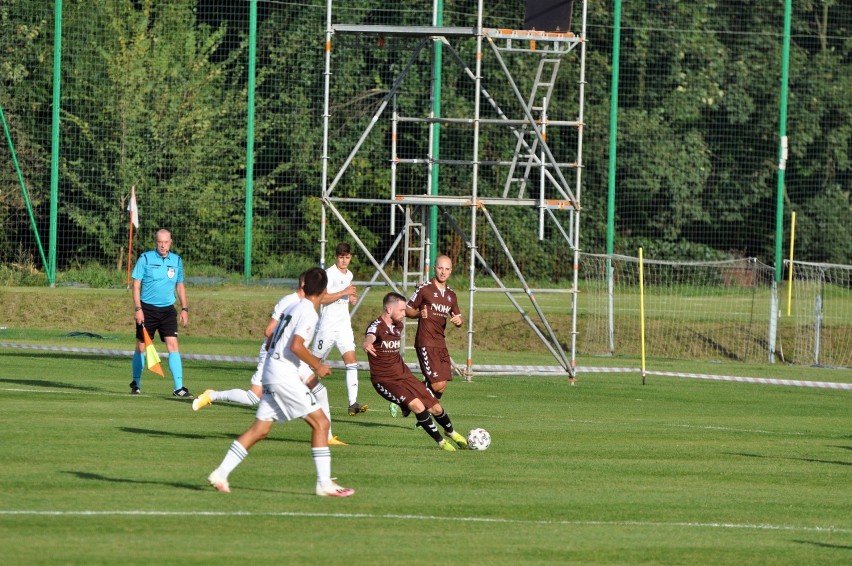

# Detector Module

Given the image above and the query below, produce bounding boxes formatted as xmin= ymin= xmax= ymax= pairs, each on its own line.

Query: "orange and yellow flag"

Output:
xmin=142 ymin=327 xmax=165 ymax=377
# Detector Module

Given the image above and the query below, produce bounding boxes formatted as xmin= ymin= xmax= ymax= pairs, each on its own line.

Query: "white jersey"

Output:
xmin=270 ymin=291 xmax=300 ymax=321
xmin=319 ymin=265 xmax=353 ymax=325
xmin=250 ymin=291 xmax=303 ymax=387
xmin=262 ymin=298 xmax=318 ymax=385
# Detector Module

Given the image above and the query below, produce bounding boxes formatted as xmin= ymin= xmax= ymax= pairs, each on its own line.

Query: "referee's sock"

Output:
xmin=131 ymin=351 xmax=144 ymax=384
xmin=168 ymin=352 xmax=183 ymax=390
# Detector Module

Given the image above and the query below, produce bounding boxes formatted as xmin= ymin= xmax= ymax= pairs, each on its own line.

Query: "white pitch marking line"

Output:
xmin=561 ymin=418 xmax=807 ymax=436
xmin=0 ymin=387 xmax=127 ymax=397
xmin=0 ymin=510 xmax=848 ymax=534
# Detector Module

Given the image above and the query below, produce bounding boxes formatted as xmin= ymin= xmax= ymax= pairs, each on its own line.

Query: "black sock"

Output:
xmin=415 ymin=411 xmax=443 ymax=443
xmin=433 ymin=409 xmax=453 ymax=434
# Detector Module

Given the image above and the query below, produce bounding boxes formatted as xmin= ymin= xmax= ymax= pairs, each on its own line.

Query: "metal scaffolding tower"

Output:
xmin=319 ymin=0 xmax=588 ymax=378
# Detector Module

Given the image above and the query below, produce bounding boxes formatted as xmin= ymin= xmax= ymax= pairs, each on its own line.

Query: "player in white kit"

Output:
xmin=206 ymin=267 xmax=354 ymax=497
xmin=313 ymin=242 xmax=368 ymax=416
xmin=191 ymin=273 xmax=346 ymax=445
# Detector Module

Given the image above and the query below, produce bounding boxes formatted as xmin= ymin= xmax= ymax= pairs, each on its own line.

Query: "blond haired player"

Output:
xmin=392 ymin=255 xmax=462 ymax=418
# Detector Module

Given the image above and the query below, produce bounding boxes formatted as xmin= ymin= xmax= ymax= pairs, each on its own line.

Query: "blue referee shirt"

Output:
xmin=131 ymin=250 xmax=185 ymax=308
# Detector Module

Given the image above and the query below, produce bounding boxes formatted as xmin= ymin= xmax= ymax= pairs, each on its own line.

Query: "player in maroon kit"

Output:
xmin=363 ymin=292 xmax=468 ymax=451
xmin=405 ymin=255 xmax=463 ymax=401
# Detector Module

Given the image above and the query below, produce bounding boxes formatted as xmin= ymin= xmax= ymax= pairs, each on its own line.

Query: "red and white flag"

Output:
xmin=127 ymin=186 xmax=139 ymax=229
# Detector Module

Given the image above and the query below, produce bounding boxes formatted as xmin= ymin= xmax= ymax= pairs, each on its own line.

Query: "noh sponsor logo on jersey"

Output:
xmin=431 ymin=304 xmax=452 ymax=315
xmin=381 ymin=340 xmax=401 ymax=350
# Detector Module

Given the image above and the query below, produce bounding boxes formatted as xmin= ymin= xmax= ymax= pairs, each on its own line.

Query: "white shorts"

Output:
xmin=255 ymin=380 xmax=321 ymax=423
xmin=251 ymin=343 xmax=314 ymax=387
xmin=312 ymin=322 xmax=356 ymax=359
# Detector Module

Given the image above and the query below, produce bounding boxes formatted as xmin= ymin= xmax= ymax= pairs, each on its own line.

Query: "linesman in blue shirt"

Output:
xmin=130 ymin=229 xmax=192 ymax=398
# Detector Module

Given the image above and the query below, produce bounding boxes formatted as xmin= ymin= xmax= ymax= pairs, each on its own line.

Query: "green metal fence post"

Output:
xmin=429 ymin=0 xmax=444 ymax=276
xmin=244 ymin=0 xmax=258 ymax=283
xmin=606 ymin=0 xmax=622 ymax=354
xmin=48 ymin=0 xmax=63 ymax=285
xmin=769 ymin=0 xmax=792 ymax=362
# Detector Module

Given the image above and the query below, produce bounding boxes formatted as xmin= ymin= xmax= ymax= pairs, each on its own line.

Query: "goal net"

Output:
xmin=782 ymin=260 xmax=852 ymax=368
xmin=579 ymin=254 xmax=776 ymax=362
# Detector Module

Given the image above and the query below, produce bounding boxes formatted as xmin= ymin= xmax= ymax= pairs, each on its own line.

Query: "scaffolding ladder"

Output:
xmin=503 ymin=57 xmax=563 ymax=199
xmin=401 ymin=204 xmax=429 ymax=361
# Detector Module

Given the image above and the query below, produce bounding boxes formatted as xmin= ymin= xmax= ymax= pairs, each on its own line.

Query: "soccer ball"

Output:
xmin=466 ymin=428 xmax=491 ymax=451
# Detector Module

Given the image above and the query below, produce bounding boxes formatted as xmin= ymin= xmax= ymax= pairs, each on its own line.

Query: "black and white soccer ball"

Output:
xmin=466 ymin=428 xmax=491 ymax=451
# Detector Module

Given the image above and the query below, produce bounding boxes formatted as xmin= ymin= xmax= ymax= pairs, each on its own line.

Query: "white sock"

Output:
xmin=311 ymin=383 xmax=333 ymax=439
xmin=213 ymin=389 xmax=259 ymax=406
xmin=345 ymin=363 xmax=359 ymax=405
xmin=216 ymin=440 xmax=248 ymax=479
xmin=312 ymin=447 xmax=332 ymax=486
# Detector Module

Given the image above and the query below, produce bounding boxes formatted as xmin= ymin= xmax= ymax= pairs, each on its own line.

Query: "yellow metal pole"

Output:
xmin=639 ymin=247 xmax=646 ymax=384
xmin=786 ymin=211 xmax=796 ymax=316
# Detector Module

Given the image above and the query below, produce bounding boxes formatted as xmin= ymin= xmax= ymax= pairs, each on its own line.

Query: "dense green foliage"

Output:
xmin=1 ymin=1 xmax=850 ymax=279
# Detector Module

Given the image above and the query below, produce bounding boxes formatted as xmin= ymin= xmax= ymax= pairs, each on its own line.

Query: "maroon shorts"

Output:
xmin=416 ymin=346 xmax=453 ymax=383
xmin=371 ymin=372 xmax=438 ymax=411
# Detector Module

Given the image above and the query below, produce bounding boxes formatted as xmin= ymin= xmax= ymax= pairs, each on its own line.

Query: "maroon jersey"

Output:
xmin=364 ymin=317 xmax=413 ymax=380
xmin=407 ymin=279 xmax=460 ymax=348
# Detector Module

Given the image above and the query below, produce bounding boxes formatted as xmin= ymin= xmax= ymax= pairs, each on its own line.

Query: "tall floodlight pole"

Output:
xmin=606 ymin=0 xmax=623 ymax=354
xmin=244 ymin=0 xmax=258 ymax=283
xmin=769 ymin=0 xmax=792 ymax=362
xmin=48 ymin=0 xmax=64 ymax=286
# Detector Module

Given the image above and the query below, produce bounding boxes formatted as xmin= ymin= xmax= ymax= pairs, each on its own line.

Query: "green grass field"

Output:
xmin=1 ymin=349 xmax=849 ymax=564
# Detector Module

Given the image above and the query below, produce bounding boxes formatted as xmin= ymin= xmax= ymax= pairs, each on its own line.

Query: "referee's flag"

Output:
xmin=127 ymin=186 xmax=139 ymax=229
xmin=125 ymin=185 xmax=139 ymax=287
xmin=142 ymin=327 xmax=165 ymax=377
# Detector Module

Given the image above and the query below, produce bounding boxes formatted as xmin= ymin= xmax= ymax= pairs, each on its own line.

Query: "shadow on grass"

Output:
xmin=339 ymin=418 xmax=421 ymax=432
xmin=792 ymin=540 xmax=852 ymax=551
xmin=119 ymin=427 xmax=209 ymax=440
xmin=725 ymin=451 xmax=851 ymax=467
xmin=118 ymin=426 xmax=300 ymax=444
xmin=0 ymin=377 xmax=101 ymax=392
xmin=65 ymin=471 xmax=206 ymax=491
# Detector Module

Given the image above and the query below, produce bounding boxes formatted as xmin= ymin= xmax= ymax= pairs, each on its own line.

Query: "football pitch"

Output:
xmin=0 ymin=352 xmax=850 ymax=564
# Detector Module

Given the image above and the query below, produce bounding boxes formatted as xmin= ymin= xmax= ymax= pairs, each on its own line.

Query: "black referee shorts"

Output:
xmin=136 ymin=303 xmax=179 ymax=342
